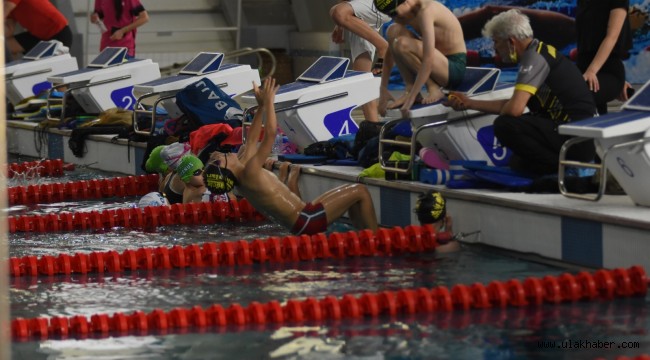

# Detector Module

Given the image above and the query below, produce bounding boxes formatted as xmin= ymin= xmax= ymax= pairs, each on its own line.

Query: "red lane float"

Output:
xmin=9 ymin=225 xmax=450 ymax=278
xmin=10 ymin=266 xmax=648 ymax=341
xmin=8 ymin=174 xmax=160 ymax=205
xmin=8 ymin=197 xmax=263 ymax=233
xmin=7 ymin=159 xmax=67 ymax=179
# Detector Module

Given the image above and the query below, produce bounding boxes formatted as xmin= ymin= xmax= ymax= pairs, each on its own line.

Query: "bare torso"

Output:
xmin=237 ymin=167 xmax=305 ymax=229
xmin=402 ymin=0 xmax=466 ymax=55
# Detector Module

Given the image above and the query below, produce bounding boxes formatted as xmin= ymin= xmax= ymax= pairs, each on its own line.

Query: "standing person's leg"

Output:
xmin=331 ymin=1 xmax=387 ymax=122
xmin=593 ymin=59 xmax=626 ymax=115
xmin=314 ymin=183 xmax=378 ymax=230
xmin=330 ymin=1 xmax=388 ymax=62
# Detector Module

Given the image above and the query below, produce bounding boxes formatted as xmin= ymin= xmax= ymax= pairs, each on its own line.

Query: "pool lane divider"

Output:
xmin=10 ymin=266 xmax=648 ymax=341
xmin=8 ymin=195 xmax=263 ymax=233
xmin=9 ymin=225 xmax=450 ymax=278
xmin=7 ymin=159 xmax=71 ymax=179
xmin=8 ymin=173 xmax=160 ymax=206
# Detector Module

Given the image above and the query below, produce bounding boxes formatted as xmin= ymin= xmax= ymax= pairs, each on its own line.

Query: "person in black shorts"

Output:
xmin=445 ymin=9 xmax=597 ymax=176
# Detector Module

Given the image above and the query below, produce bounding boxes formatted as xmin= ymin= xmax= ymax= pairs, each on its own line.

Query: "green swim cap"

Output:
xmin=176 ymin=155 xmax=204 ymax=183
xmin=414 ymin=190 xmax=446 ymax=224
xmin=374 ymin=0 xmax=406 ymax=16
xmin=145 ymin=145 xmax=169 ymax=174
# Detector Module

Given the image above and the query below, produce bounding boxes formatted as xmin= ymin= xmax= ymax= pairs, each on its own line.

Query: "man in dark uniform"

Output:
xmin=445 ymin=9 xmax=596 ymax=176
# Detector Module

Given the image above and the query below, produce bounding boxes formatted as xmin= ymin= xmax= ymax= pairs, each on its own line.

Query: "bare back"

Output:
xmin=237 ymin=166 xmax=305 ymax=229
xmin=408 ymin=0 xmax=466 ymax=55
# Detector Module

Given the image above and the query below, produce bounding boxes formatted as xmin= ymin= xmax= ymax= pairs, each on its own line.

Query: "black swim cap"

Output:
xmin=374 ymin=0 xmax=406 ymax=16
xmin=203 ymin=161 xmax=238 ymax=195
xmin=414 ymin=190 xmax=446 ymax=224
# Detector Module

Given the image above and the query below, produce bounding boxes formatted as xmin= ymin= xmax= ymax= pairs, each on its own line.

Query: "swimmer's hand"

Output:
xmin=260 ymin=77 xmax=280 ymax=105
xmin=444 ymin=92 xmax=470 ymax=111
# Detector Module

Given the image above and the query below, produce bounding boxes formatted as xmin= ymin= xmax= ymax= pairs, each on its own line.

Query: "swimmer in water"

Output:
xmin=203 ymin=77 xmax=378 ymax=235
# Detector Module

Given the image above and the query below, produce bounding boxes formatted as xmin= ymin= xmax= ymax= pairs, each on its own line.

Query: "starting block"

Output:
xmin=132 ymin=52 xmax=260 ymax=135
xmin=379 ymin=67 xmax=513 ymax=176
xmin=558 ymin=79 xmax=650 ymax=206
xmin=3 ymin=41 xmax=78 ymax=106
xmin=45 ymin=47 xmax=161 ymax=123
xmin=240 ymin=56 xmax=381 ymax=149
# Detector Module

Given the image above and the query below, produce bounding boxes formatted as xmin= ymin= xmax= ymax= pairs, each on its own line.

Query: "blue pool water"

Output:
xmin=7 ymin=160 xmax=650 ymax=359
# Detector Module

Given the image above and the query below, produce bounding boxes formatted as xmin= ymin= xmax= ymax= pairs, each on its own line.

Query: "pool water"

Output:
xmin=6 ymin=156 xmax=650 ymax=359
xmin=6 ymin=154 xmax=122 ymax=188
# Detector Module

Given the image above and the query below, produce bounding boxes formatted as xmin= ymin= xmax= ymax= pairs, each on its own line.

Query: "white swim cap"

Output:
xmin=138 ymin=192 xmax=170 ymax=208
xmin=161 ymin=142 xmax=192 ymax=170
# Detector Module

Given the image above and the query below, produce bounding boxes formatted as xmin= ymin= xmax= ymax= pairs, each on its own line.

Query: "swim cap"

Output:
xmin=414 ymin=190 xmax=446 ymax=224
xmin=138 ymin=192 xmax=170 ymax=208
xmin=161 ymin=142 xmax=192 ymax=170
xmin=203 ymin=161 xmax=238 ymax=195
xmin=374 ymin=0 xmax=406 ymax=16
xmin=145 ymin=145 xmax=169 ymax=174
xmin=176 ymin=155 xmax=204 ymax=183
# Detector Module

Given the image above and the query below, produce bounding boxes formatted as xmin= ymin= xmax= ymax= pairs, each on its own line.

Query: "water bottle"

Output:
xmin=272 ymin=133 xmax=283 ymax=155
xmin=96 ymin=19 xmax=108 ymax=33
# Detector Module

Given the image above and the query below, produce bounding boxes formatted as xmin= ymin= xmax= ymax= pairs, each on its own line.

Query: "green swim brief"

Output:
xmin=446 ymin=53 xmax=467 ymax=90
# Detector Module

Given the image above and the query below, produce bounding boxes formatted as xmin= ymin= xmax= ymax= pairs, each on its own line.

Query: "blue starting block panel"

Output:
xmin=623 ymin=79 xmax=650 ymax=112
xmin=297 ymin=56 xmax=349 ymax=83
xmin=88 ymin=47 xmax=128 ymax=68
xmin=558 ymin=111 xmax=650 ymax=139
xmin=23 ymin=41 xmax=58 ymax=60
xmin=240 ymin=57 xmax=379 ymax=149
xmin=179 ymin=52 xmax=223 ymax=75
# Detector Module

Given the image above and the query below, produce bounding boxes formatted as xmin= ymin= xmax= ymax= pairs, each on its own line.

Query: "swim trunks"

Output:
xmin=290 ymin=202 xmax=328 ymax=235
xmin=446 ymin=53 xmax=467 ymax=90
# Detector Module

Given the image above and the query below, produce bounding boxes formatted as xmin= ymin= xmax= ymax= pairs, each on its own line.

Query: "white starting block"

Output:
xmin=558 ymin=79 xmax=650 ymax=206
xmin=379 ymin=67 xmax=513 ymax=176
xmin=240 ymin=56 xmax=381 ymax=149
xmin=3 ymin=41 xmax=78 ymax=106
xmin=131 ymin=52 xmax=260 ymax=135
xmin=45 ymin=47 xmax=160 ymax=123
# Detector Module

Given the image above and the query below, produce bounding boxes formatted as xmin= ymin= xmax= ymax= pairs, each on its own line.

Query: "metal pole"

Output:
xmin=85 ymin=0 xmax=92 ymax=67
xmin=0 ymin=4 xmax=11 ymax=359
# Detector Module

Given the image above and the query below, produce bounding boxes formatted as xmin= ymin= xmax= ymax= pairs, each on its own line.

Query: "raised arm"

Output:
xmin=238 ymin=81 xmax=265 ymax=163
xmin=246 ymin=78 xmax=280 ymax=170
xmin=400 ymin=7 xmax=436 ymax=115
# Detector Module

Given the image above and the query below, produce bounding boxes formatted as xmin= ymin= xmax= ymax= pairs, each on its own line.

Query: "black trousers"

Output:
xmin=577 ymin=56 xmax=626 ymax=115
xmin=494 ymin=114 xmax=595 ymax=176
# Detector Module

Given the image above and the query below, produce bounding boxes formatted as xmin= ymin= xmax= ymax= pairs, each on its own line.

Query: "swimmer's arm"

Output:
xmin=240 ymin=81 xmax=267 ymax=163
xmin=249 ymin=78 xmax=280 ymax=169
xmin=240 ymin=103 xmax=265 ymax=163
xmin=409 ymin=9 xmax=436 ymax=98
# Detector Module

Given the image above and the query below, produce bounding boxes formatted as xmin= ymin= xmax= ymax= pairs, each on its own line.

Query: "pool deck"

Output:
xmin=6 ymin=119 xmax=650 ymax=271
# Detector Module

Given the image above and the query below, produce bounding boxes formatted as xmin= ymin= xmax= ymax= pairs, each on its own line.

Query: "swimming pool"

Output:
xmin=6 ymin=158 xmax=650 ymax=359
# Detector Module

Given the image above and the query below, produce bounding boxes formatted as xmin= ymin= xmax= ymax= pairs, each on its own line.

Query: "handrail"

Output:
xmin=45 ymin=75 xmax=132 ymax=124
xmin=225 ymin=47 xmax=276 ymax=80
